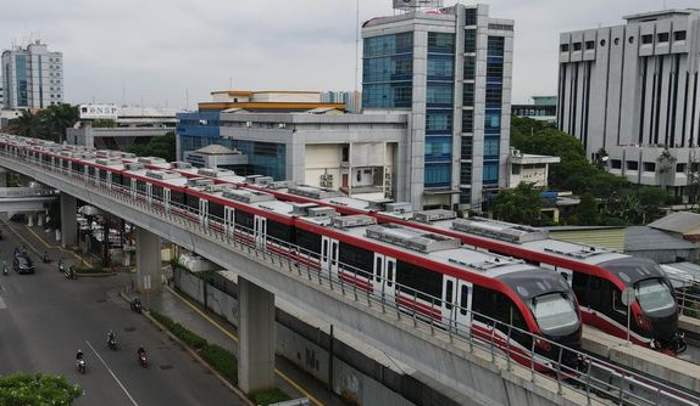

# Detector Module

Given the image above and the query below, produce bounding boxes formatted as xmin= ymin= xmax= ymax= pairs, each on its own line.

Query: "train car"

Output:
xmin=404 ymin=214 xmax=686 ymax=355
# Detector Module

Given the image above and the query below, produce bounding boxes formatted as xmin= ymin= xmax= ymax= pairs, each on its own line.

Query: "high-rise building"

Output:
xmin=558 ymin=9 xmax=700 ymax=197
xmin=2 ymin=40 xmax=63 ymax=109
xmin=362 ymin=3 xmax=514 ymax=210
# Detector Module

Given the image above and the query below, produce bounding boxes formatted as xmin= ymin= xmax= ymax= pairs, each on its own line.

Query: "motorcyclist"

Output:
xmin=137 ymin=346 xmax=146 ymax=357
xmin=2 ymin=260 xmax=7 ymax=275
xmin=107 ymin=330 xmax=116 ymax=343
xmin=76 ymin=350 xmax=84 ymax=361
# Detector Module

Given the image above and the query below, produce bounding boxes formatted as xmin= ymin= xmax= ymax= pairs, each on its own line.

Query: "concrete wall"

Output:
xmin=173 ymin=268 xmax=427 ymax=406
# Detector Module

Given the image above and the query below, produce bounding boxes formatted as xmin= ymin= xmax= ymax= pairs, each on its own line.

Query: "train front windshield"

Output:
xmin=635 ymin=278 xmax=675 ymax=314
xmin=530 ymin=293 xmax=578 ymax=335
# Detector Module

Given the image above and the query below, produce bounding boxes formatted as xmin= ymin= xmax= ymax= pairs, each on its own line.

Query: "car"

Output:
xmin=14 ymin=255 xmax=35 ymax=274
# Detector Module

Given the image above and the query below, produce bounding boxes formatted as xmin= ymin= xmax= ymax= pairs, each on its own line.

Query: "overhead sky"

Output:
xmin=1 ymin=0 xmax=698 ymax=109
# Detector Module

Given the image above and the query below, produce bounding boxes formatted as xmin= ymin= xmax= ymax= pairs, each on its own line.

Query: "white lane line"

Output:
xmin=85 ymin=340 xmax=140 ymax=406
xmin=0 ymin=294 xmax=6 ymax=309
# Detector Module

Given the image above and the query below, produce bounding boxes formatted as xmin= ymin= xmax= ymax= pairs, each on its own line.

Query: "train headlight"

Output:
xmin=636 ymin=314 xmax=652 ymax=332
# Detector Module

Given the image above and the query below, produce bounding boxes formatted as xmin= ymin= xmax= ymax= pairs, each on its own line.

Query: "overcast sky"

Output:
xmin=1 ymin=0 xmax=698 ymax=109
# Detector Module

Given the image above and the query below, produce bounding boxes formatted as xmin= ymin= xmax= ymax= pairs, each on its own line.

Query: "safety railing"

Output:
xmin=672 ymin=278 xmax=700 ymax=319
xmin=0 ymin=148 xmax=698 ymax=406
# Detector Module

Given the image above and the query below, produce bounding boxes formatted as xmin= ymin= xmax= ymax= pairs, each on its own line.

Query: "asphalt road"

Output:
xmin=0 ymin=226 xmax=246 ymax=406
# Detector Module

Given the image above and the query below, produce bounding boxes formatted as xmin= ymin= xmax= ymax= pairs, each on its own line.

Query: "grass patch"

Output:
xmin=72 ymin=265 xmax=109 ymax=274
xmin=151 ymin=310 xmax=207 ymax=350
xmin=248 ymin=388 xmax=290 ymax=405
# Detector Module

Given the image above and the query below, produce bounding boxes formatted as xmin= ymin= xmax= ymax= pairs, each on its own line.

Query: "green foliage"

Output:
xmin=248 ymin=388 xmax=290 ymax=405
xmin=149 ymin=310 xmax=239 ymax=385
xmin=0 ymin=373 xmax=82 ymax=405
xmin=130 ymin=131 xmax=176 ymax=162
xmin=491 ymin=183 xmax=543 ymax=226
xmin=570 ymin=193 xmax=600 ymax=226
xmin=151 ymin=310 xmax=207 ymax=350
xmin=200 ymin=344 xmax=238 ymax=385
xmin=7 ymin=104 xmax=79 ymax=143
xmin=638 ymin=186 xmax=669 ymax=221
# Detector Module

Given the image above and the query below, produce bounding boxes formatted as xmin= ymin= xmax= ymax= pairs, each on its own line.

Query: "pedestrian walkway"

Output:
xmin=131 ymin=285 xmax=345 ymax=406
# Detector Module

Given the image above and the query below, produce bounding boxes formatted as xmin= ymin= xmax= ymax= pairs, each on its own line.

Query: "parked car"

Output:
xmin=14 ymin=255 xmax=35 ymax=274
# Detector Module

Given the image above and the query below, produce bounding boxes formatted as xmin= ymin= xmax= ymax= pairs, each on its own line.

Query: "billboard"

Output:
xmin=79 ymin=104 xmax=119 ymax=120
xmin=393 ymin=0 xmax=443 ymax=10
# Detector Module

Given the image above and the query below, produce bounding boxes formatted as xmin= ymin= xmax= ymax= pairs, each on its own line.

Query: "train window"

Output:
xmin=296 ymin=229 xmax=321 ymax=254
xmin=99 ymin=171 xmax=107 ymax=181
xmin=612 ymin=289 xmax=626 ymax=315
xmin=152 ymin=186 xmax=164 ymax=200
xmin=136 ymin=181 xmax=147 ymax=194
xmin=209 ymin=201 xmax=224 ymax=221
xmin=375 ymin=257 xmax=383 ymax=282
xmin=171 ymin=191 xmax=184 ymax=206
xmin=88 ymin=167 xmax=95 ymax=176
xmin=460 ymin=285 xmax=469 ymax=315
xmin=445 ymin=280 xmax=454 ymax=310
xmin=338 ymin=242 xmax=373 ymax=280
xmin=267 ymin=220 xmax=292 ymax=243
xmin=185 ymin=195 xmax=199 ymax=211
xmin=113 ymin=174 xmax=122 ymax=186
xmin=234 ymin=210 xmax=254 ymax=231
xmin=472 ymin=286 xmax=530 ymax=343
xmin=396 ymin=260 xmax=442 ymax=302
xmin=572 ymin=272 xmax=589 ymax=300
xmin=387 ymin=261 xmax=394 ymax=287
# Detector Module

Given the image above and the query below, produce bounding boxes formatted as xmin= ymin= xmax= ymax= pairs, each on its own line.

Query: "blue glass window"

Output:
xmin=16 ymin=55 xmax=28 ymax=107
xmin=428 ymin=33 xmax=455 ymax=54
xmin=427 ymin=56 xmax=454 ymax=79
xmin=363 ymin=55 xmax=413 ymax=83
xmin=364 ymin=33 xmax=413 ymax=58
xmin=363 ymin=83 xmax=412 ymax=108
xmin=484 ymin=137 xmax=499 ymax=159
xmin=425 ymin=163 xmax=452 ymax=188
xmin=426 ymin=112 xmax=452 ymax=133
xmin=483 ymin=162 xmax=499 ymax=184
xmin=464 ymin=30 xmax=477 ymax=53
xmin=487 ymin=36 xmax=505 ymax=57
xmin=425 ymin=137 xmax=452 ymax=162
xmin=462 ymin=110 xmax=474 ymax=133
xmin=427 ymin=84 xmax=453 ymax=107
xmin=485 ymin=83 xmax=502 ymax=107
xmin=485 ymin=110 xmax=501 ymax=134
xmin=461 ymin=136 xmax=473 ymax=159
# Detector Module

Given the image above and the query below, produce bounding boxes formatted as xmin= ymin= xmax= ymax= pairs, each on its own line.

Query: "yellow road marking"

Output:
xmin=24 ymin=226 xmax=83 ymax=260
xmin=164 ymin=285 xmax=325 ymax=406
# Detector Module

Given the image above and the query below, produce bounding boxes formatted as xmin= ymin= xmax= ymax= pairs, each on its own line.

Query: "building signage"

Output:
xmin=79 ymin=104 xmax=119 ymax=120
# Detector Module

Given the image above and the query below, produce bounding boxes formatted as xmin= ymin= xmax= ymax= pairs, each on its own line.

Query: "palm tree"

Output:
xmin=7 ymin=110 xmax=40 ymax=138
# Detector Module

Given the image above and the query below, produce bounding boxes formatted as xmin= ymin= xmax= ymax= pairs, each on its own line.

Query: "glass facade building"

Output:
xmin=1 ymin=41 xmax=63 ymax=109
xmin=363 ymin=4 xmax=514 ymax=210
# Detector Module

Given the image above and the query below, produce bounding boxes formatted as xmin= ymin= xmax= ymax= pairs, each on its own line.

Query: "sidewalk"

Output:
xmin=130 ymin=285 xmax=346 ymax=406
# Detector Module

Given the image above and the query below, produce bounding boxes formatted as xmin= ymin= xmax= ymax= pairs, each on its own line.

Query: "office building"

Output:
xmin=177 ymin=110 xmax=407 ymax=201
xmin=67 ymin=106 xmax=179 ymax=150
xmin=362 ymin=3 xmax=514 ymax=209
xmin=512 ymin=96 xmax=557 ymax=124
xmin=320 ymin=90 xmax=362 ymax=113
xmin=558 ymin=9 xmax=700 ymax=197
xmin=2 ymin=40 xmax=63 ymax=109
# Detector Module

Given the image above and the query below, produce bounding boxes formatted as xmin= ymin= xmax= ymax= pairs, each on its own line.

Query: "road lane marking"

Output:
xmin=85 ymin=340 xmax=140 ymax=406
xmin=164 ymin=286 xmax=325 ymax=406
xmin=0 ymin=294 xmax=6 ymax=309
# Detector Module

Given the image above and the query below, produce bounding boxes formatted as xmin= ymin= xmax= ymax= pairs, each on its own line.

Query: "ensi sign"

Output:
xmin=79 ymin=104 xmax=119 ymax=120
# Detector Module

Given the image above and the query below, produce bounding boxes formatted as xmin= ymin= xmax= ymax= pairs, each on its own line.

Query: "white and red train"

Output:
xmin=0 ymin=135 xmax=587 ymax=370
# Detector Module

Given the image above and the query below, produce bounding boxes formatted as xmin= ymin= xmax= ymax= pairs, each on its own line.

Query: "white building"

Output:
xmin=507 ymin=150 xmax=560 ymax=188
xmin=2 ymin=40 xmax=63 ymax=109
xmin=558 ymin=9 xmax=700 ymax=198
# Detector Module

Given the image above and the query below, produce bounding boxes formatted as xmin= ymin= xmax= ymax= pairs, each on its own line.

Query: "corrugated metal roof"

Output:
xmin=648 ymin=211 xmax=700 ymax=234
xmin=624 ymin=226 xmax=697 ymax=251
xmin=548 ymin=227 xmax=626 ymax=252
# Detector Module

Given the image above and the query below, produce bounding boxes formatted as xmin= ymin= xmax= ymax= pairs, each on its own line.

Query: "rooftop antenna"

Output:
xmin=354 ymin=0 xmax=360 ymax=95
xmin=122 ymin=83 xmax=126 ymax=107
xmin=185 ymin=88 xmax=190 ymax=111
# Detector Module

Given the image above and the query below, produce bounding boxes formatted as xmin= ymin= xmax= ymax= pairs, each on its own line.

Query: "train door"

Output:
xmin=106 ymin=171 xmax=112 ymax=190
xmin=84 ymin=165 xmax=89 ymax=181
xmin=146 ymin=183 xmax=153 ymax=203
xmin=373 ymin=253 xmax=397 ymax=299
xmin=455 ymin=280 xmax=473 ymax=332
xmin=224 ymin=207 xmax=235 ymax=238
xmin=163 ymin=188 xmax=171 ymax=213
xmin=94 ymin=168 xmax=100 ymax=185
xmin=254 ymin=215 xmax=267 ymax=249
xmin=199 ymin=199 xmax=209 ymax=228
xmin=321 ymin=236 xmax=339 ymax=279
xmin=130 ymin=178 xmax=137 ymax=198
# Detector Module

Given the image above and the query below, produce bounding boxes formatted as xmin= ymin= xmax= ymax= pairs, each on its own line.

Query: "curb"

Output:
xmin=74 ymin=272 xmax=117 ymax=278
xmin=119 ymin=291 xmax=255 ymax=406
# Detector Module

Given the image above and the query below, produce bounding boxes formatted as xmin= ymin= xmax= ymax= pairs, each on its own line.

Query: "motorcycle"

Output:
xmin=3 ymin=266 xmax=8 ymax=276
xmin=76 ymin=358 xmax=86 ymax=374
xmin=139 ymin=352 xmax=148 ymax=368
xmin=107 ymin=337 xmax=118 ymax=351
xmin=130 ymin=298 xmax=142 ymax=313
xmin=58 ymin=259 xmax=65 ymax=273
xmin=65 ymin=266 xmax=76 ymax=280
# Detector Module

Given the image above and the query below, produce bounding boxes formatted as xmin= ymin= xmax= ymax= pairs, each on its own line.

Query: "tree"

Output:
xmin=657 ymin=148 xmax=677 ymax=191
xmin=571 ymin=193 xmax=600 ymax=226
xmin=0 ymin=373 xmax=82 ymax=405
xmin=130 ymin=131 xmax=176 ymax=162
xmin=6 ymin=104 xmax=79 ymax=143
xmin=491 ymin=183 xmax=543 ymax=226
xmin=7 ymin=110 xmax=41 ymax=139
xmin=638 ymin=186 xmax=669 ymax=222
